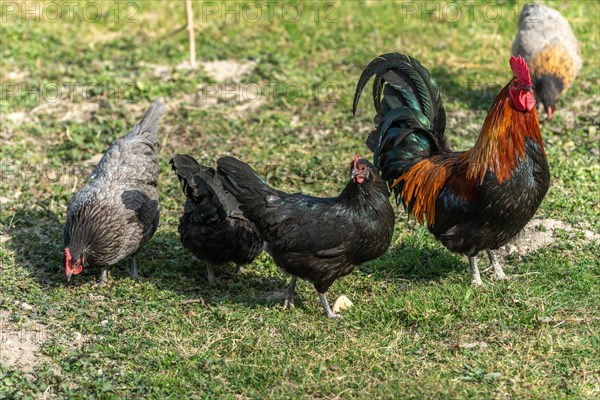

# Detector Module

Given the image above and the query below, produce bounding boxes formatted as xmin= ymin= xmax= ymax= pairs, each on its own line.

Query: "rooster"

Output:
xmin=64 ymin=99 xmax=165 ymax=285
xmin=217 ymin=155 xmax=395 ymax=318
xmin=512 ymin=3 xmax=582 ymax=119
xmin=353 ymin=54 xmax=550 ymax=285
xmin=170 ymin=154 xmax=263 ymax=284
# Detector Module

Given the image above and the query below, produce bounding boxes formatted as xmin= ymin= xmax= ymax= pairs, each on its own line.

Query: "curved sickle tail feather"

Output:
xmin=352 ymin=53 xmax=448 ymax=203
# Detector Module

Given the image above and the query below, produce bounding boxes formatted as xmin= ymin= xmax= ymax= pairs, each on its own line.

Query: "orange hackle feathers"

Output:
xmin=391 ymin=156 xmax=453 ymax=225
xmin=392 ymin=83 xmax=544 ymax=227
xmin=462 ymin=84 xmax=544 ymax=184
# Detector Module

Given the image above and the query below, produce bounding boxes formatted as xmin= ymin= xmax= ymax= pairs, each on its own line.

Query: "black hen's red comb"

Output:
xmin=353 ymin=153 xmax=360 ymax=169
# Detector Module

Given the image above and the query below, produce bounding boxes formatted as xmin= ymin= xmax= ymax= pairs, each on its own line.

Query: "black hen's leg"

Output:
xmin=486 ymin=250 xmax=506 ymax=280
xmin=318 ymin=293 xmax=340 ymax=319
xmin=283 ymin=276 xmax=297 ymax=309
xmin=99 ymin=267 xmax=109 ymax=286
xmin=130 ymin=256 xmax=138 ymax=280
xmin=206 ymin=264 xmax=216 ymax=286
xmin=468 ymin=256 xmax=483 ymax=286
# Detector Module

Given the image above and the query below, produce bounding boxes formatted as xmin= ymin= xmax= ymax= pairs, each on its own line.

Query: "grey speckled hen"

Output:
xmin=63 ymin=98 xmax=166 ymax=285
xmin=512 ymin=3 xmax=581 ymax=119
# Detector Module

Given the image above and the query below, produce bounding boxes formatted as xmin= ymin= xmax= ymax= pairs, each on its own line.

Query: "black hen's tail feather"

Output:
xmin=216 ymin=157 xmax=281 ymax=225
xmin=170 ymin=154 xmax=228 ymax=222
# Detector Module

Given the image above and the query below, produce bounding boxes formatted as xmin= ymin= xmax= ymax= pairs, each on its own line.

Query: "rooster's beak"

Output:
xmin=546 ymin=106 xmax=553 ymax=120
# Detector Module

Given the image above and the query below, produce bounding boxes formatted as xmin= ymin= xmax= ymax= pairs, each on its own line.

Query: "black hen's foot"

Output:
xmin=468 ymin=256 xmax=483 ymax=286
xmin=283 ymin=276 xmax=297 ymax=310
xmin=206 ymin=265 xmax=216 ymax=286
xmin=486 ymin=250 xmax=506 ymax=281
xmin=318 ymin=293 xmax=341 ymax=319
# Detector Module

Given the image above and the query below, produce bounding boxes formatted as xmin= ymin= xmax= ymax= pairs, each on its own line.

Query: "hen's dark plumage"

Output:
xmin=217 ymin=156 xmax=395 ymax=318
xmin=354 ymin=53 xmax=550 ymax=284
xmin=170 ymin=154 xmax=263 ymax=284
xmin=63 ymin=98 xmax=165 ymax=285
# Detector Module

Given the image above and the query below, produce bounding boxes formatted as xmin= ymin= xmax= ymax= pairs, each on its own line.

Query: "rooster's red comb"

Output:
xmin=353 ymin=153 xmax=360 ymax=169
xmin=510 ymin=55 xmax=532 ymax=86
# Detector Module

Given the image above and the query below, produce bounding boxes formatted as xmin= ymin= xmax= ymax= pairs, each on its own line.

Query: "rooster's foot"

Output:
xmin=283 ymin=276 xmax=297 ymax=310
xmin=486 ymin=250 xmax=507 ymax=281
xmin=319 ymin=293 xmax=341 ymax=319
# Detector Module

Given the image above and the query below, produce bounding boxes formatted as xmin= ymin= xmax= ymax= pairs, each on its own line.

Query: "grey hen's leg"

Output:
xmin=99 ymin=267 xmax=109 ymax=286
xmin=318 ymin=292 xmax=340 ymax=319
xmin=130 ymin=256 xmax=138 ymax=280
xmin=283 ymin=276 xmax=297 ymax=309
xmin=486 ymin=249 xmax=506 ymax=280
xmin=206 ymin=265 xmax=216 ymax=286
xmin=469 ymin=256 xmax=483 ymax=286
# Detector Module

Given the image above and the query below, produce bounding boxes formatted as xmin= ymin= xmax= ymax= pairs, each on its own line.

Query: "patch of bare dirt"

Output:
xmin=199 ymin=60 xmax=257 ymax=82
xmin=30 ymin=100 xmax=101 ymax=123
xmin=174 ymin=82 xmax=266 ymax=115
xmin=0 ymin=310 xmax=50 ymax=378
xmin=498 ymin=218 xmax=599 ymax=260
xmin=144 ymin=59 xmax=257 ymax=83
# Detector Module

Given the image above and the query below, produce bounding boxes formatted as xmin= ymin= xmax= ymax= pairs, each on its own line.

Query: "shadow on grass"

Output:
xmin=5 ymin=203 xmax=290 ymax=308
xmin=362 ymin=241 xmax=466 ymax=284
xmin=5 ymin=199 xmax=464 ymax=312
xmin=139 ymin=229 xmax=296 ymax=309
xmin=5 ymin=201 xmax=66 ymax=289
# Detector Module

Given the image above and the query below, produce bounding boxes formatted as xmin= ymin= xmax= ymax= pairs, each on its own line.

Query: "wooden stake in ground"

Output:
xmin=184 ymin=0 xmax=196 ymax=67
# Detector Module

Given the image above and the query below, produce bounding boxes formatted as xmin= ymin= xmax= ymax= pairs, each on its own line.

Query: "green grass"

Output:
xmin=1 ymin=0 xmax=599 ymax=398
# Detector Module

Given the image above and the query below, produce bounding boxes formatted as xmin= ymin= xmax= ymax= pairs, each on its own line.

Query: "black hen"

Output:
xmin=217 ymin=155 xmax=395 ymax=318
xmin=170 ymin=154 xmax=263 ymax=284
xmin=64 ymin=98 xmax=165 ymax=285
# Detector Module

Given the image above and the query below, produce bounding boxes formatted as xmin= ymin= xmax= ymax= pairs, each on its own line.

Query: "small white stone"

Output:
xmin=21 ymin=303 xmax=33 ymax=311
xmin=332 ymin=295 xmax=353 ymax=313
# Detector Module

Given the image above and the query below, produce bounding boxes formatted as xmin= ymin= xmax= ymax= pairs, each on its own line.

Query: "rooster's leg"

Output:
xmin=468 ymin=256 xmax=483 ymax=286
xmin=283 ymin=275 xmax=297 ymax=309
xmin=130 ymin=256 xmax=138 ymax=280
xmin=486 ymin=250 xmax=506 ymax=280
xmin=318 ymin=293 xmax=341 ymax=319
xmin=206 ymin=265 xmax=216 ymax=286
xmin=98 ymin=267 xmax=109 ymax=286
